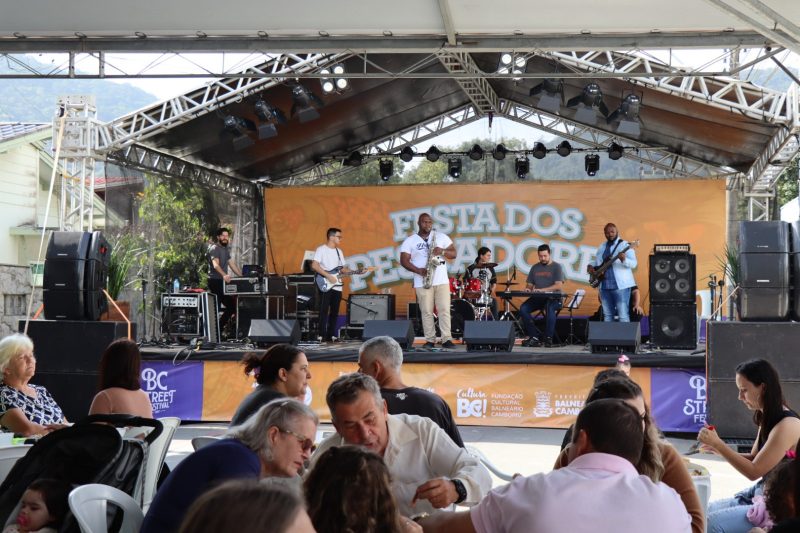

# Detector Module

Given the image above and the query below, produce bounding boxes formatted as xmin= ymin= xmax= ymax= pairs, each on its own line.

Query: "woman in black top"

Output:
xmin=465 ymin=247 xmax=498 ymax=319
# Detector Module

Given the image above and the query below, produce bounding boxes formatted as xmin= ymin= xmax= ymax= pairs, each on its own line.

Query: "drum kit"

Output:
xmin=449 ymin=263 xmax=498 ymax=333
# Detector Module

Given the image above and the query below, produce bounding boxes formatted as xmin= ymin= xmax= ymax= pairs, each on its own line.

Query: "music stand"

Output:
xmin=563 ymin=289 xmax=586 ymax=345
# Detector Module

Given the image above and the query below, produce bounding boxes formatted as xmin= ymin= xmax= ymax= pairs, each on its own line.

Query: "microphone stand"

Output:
xmin=140 ymin=274 xmax=148 ymax=342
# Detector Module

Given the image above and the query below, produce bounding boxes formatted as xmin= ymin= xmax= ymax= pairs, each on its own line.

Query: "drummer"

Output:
xmin=465 ymin=247 xmax=498 ymax=319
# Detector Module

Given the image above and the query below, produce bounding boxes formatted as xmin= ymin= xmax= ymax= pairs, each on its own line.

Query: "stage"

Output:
xmin=138 ymin=338 xmax=707 ymax=432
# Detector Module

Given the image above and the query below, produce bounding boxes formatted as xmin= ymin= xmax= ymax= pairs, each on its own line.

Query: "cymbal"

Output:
xmin=477 ymin=262 xmax=498 ymax=268
xmin=498 ymin=281 xmax=519 ymax=286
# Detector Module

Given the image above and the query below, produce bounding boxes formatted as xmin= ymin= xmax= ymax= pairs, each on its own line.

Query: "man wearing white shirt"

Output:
xmin=588 ymin=222 xmax=638 ymax=322
xmin=310 ymin=373 xmax=491 ymax=517
xmin=310 ymin=227 xmax=350 ymax=342
xmin=400 ymin=213 xmax=457 ymax=349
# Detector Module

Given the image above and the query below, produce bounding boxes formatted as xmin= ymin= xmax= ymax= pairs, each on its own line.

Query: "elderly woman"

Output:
xmin=141 ymin=398 xmax=318 ymax=533
xmin=0 ymin=333 xmax=66 ymax=437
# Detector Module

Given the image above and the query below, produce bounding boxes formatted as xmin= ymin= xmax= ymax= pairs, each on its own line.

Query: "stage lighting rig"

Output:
xmin=607 ymin=94 xmax=642 ymax=136
xmin=379 ymin=159 xmax=393 ymax=181
xmin=468 ymin=144 xmax=484 ymax=161
xmin=492 ymin=144 xmax=508 ymax=160
xmin=399 ymin=146 xmax=415 ymax=162
xmin=253 ymin=99 xmax=287 ymax=140
xmin=221 ymin=114 xmax=256 ymax=151
xmin=531 ymin=142 xmax=547 ymax=160
xmin=567 ymin=83 xmax=610 ymax=124
xmin=529 ymin=78 xmax=564 ymax=114
xmin=556 ymin=141 xmax=572 ymax=157
xmin=607 ymin=142 xmax=624 ymax=160
xmin=498 ymin=53 xmax=527 ymax=81
xmin=289 ymin=82 xmax=324 ymax=123
xmin=585 ymin=154 xmax=600 ymax=176
xmin=447 ymin=158 xmax=462 ymax=178
xmin=343 ymin=151 xmax=364 ymax=167
xmin=515 ymin=157 xmax=530 ymax=179
xmin=320 ymin=64 xmax=349 ymax=94
xmin=426 ymin=146 xmax=442 ymax=162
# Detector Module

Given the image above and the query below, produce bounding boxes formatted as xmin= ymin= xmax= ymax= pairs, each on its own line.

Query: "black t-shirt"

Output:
xmin=757 ymin=408 xmax=800 ymax=451
xmin=381 ymin=387 xmax=465 ymax=447
xmin=208 ymin=243 xmax=232 ymax=280
xmin=229 ymin=385 xmax=285 ymax=426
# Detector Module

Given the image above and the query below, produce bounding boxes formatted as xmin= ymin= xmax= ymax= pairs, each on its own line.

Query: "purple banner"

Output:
xmin=650 ymin=368 xmax=706 ymax=432
xmin=141 ymin=361 xmax=204 ymax=419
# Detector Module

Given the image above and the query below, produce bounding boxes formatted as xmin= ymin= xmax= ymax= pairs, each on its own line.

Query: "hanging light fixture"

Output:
xmin=585 ymin=154 xmax=600 ymax=176
xmin=515 ymin=157 xmax=530 ymax=179
xmin=447 ymin=158 xmax=462 ymax=178
xmin=556 ymin=141 xmax=572 ymax=157
xmin=426 ymin=146 xmax=442 ymax=162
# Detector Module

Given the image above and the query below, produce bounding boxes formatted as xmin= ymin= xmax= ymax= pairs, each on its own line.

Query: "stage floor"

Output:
xmin=140 ymin=338 xmax=705 ymax=368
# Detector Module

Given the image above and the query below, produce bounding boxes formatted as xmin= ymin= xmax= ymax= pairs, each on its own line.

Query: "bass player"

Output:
xmin=311 ymin=227 xmax=352 ymax=342
xmin=400 ymin=213 xmax=457 ymax=349
xmin=587 ymin=222 xmax=638 ymax=322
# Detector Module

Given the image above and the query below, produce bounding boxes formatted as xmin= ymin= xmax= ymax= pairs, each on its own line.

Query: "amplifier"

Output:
xmin=224 ymin=276 xmax=289 ymax=296
xmin=348 ymin=294 xmax=395 ymax=326
xmin=161 ymin=292 xmax=219 ymax=342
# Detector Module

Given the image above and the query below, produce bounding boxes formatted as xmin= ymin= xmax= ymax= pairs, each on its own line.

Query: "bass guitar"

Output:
xmin=589 ymin=240 xmax=639 ymax=288
xmin=315 ymin=266 xmax=374 ymax=293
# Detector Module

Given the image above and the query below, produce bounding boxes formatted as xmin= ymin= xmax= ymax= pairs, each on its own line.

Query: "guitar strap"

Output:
xmin=335 ymin=247 xmax=344 ymax=268
xmin=603 ymin=239 xmax=622 ymax=262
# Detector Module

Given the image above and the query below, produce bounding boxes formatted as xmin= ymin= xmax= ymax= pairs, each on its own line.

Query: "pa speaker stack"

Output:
xmin=43 ymin=231 xmax=110 ymax=320
xmin=649 ymin=244 xmax=697 ymax=349
xmin=738 ymin=221 xmax=791 ymax=321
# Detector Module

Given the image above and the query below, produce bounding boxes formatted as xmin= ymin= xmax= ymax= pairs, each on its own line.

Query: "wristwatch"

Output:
xmin=451 ymin=479 xmax=467 ymax=504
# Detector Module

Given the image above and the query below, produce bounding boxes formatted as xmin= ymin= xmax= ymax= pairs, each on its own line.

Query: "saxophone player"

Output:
xmin=400 ymin=213 xmax=457 ymax=349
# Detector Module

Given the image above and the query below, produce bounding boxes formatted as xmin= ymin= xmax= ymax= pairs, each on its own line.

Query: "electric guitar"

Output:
xmin=315 ymin=266 xmax=374 ymax=292
xmin=589 ymin=240 xmax=639 ymax=288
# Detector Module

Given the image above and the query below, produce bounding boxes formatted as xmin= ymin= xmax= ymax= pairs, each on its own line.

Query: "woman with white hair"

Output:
xmin=141 ymin=398 xmax=319 ymax=533
xmin=0 ymin=333 xmax=66 ymax=436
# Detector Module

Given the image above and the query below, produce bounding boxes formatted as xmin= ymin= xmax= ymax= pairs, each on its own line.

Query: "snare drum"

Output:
xmin=463 ymin=278 xmax=483 ymax=299
xmin=450 ymin=299 xmax=476 ymax=337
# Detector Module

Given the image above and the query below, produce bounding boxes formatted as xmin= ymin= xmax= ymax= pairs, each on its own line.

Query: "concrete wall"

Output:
xmin=0 ymin=263 xmax=42 ymax=337
xmin=0 ymin=144 xmax=39 ymax=265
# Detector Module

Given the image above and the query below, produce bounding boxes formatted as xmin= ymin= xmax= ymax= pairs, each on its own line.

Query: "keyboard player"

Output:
xmin=207 ymin=227 xmax=242 ymax=338
xmin=519 ymin=244 xmax=565 ymax=348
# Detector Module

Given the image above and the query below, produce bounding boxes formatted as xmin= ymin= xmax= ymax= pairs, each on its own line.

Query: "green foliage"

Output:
xmin=775 ymin=156 xmax=799 ymax=208
xmin=106 ymin=231 xmax=144 ymax=300
xmin=717 ymin=243 xmax=740 ymax=286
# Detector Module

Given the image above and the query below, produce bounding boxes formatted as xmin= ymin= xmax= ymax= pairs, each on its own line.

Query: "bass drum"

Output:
xmin=450 ymin=299 xmax=476 ymax=338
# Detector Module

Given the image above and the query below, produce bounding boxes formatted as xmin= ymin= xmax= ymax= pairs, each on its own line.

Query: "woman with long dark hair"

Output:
xmin=464 ymin=247 xmax=498 ymax=319
xmin=699 ymin=359 xmax=800 ymax=533
xmin=89 ymin=338 xmax=152 ymax=417
xmin=230 ymin=344 xmax=311 ymax=426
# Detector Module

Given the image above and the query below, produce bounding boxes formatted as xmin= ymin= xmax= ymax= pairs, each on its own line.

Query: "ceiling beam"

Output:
xmin=702 ymin=0 xmax=800 ymax=55
xmin=437 ymin=0 xmax=458 ymax=46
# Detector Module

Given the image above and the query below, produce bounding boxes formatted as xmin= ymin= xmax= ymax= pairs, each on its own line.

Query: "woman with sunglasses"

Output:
xmin=142 ymin=398 xmax=318 ymax=533
xmin=554 ymin=377 xmax=704 ymax=533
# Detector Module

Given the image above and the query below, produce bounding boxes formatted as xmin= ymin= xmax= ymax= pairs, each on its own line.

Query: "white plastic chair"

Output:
xmin=68 ymin=484 xmax=143 ymax=533
xmin=191 ymin=435 xmax=221 ymax=451
xmin=0 ymin=445 xmax=32 ymax=484
xmin=465 ymin=445 xmax=514 ymax=482
xmin=141 ymin=417 xmax=181 ymax=513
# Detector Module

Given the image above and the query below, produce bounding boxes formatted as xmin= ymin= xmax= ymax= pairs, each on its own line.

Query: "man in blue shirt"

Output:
xmin=588 ymin=223 xmax=637 ymax=322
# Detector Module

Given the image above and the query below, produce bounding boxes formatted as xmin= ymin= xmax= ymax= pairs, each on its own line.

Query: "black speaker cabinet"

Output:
xmin=650 ymin=304 xmax=697 ymax=349
xmin=649 ymin=254 xmax=696 ymax=303
xmin=794 ymin=254 xmax=800 ymax=321
xmin=791 ymin=221 xmax=800 ymax=253
xmin=45 ymin=231 xmax=93 ymax=260
xmin=236 ymin=297 xmax=267 ymax=340
xmin=739 ymin=221 xmax=790 ymax=253
xmin=738 ymin=287 xmax=790 ymax=321
xmin=463 ymin=321 xmax=515 ymax=352
xmin=42 ymin=289 xmax=86 ymax=320
xmin=363 ymin=320 xmax=415 ymax=349
xmin=248 ymin=319 xmax=300 ymax=346
xmin=708 ymin=379 xmax=800 ymax=439
xmin=588 ymin=322 xmax=641 ymax=353
xmin=707 ymin=321 xmax=800 ymax=380
xmin=740 ymin=253 xmax=790 ymax=288
xmin=34 ymin=372 xmax=99 ymax=423
xmin=348 ymin=294 xmax=395 ymax=326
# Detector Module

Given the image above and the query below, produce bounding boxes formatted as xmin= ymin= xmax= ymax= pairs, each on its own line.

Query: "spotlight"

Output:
xmin=289 ymin=83 xmax=324 ymax=123
xmin=344 ymin=151 xmax=363 ymax=167
xmin=556 ymin=141 xmax=572 ymax=157
xmin=425 ymin=146 xmax=442 ymax=163
xmin=492 ymin=144 xmax=508 ymax=160
xmin=497 ymin=53 xmax=527 ymax=81
xmin=529 ymin=78 xmax=563 ymax=114
xmin=320 ymin=69 xmax=335 ymax=94
xmin=532 ymin=142 xmax=547 ymax=160
xmin=320 ymin=64 xmax=348 ymax=94
xmin=253 ymin=99 xmax=287 ymax=140
xmin=379 ymin=159 xmax=393 ymax=181
xmin=515 ymin=157 xmax=530 ymax=179
xmin=399 ymin=146 xmax=415 ymax=163
xmin=607 ymin=94 xmax=642 ymax=136
xmin=447 ymin=158 xmax=462 ymax=178
xmin=608 ymin=142 xmax=624 ymax=160
xmin=585 ymin=154 xmax=600 ymax=176
xmin=567 ymin=83 xmax=610 ymax=124
xmin=222 ymin=115 xmax=256 ymax=151
xmin=468 ymin=144 xmax=484 ymax=161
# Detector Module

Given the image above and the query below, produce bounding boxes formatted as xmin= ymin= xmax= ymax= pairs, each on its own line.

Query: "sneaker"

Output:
xmin=422 ymin=342 xmax=436 ymax=349
xmin=544 ymin=337 xmax=553 ymax=348
xmin=522 ymin=337 xmax=541 ymax=347
xmin=442 ymin=340 xmax=456 ymax=349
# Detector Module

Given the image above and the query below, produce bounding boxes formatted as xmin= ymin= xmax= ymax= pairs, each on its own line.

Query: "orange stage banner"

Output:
xmin=265 ymin=180 xmax=727 ymax=315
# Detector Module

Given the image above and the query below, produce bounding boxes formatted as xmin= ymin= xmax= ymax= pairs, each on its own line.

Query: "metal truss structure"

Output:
xmin=436 ymin=51 xmax=500 ymax=115
xmin=54 ymin=95 xmax=99 ymax=231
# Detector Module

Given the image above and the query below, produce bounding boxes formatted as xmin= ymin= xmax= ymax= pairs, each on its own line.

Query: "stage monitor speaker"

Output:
xmin=463 ymin=321 xmax=515 ymax=352
xmin=248 ymin=319 xmax=300 ymax=346
xmin=348 ymin=294 xmax=395 ymax=326
xmin=650 ymin=304 xmax=697 ymax=349
xmin=236 ymin=297 xmax=267 ymax=340
xmin=43 ymin=289 xmax=87 ymax=320
xmin=588 ymin=322 xmax=641 ymax=353
xmin=649 ymin=254 xmax=696 ymax=303
xmin=363 ymin=320 xmax=415 ymax=349
xmin=740 ymin=253 xmax=790 ymax=288
xmin=21 ymin=320 xmax=135 ymax=374
xmin=739 ymin=221 xmax=790 ymax=254
xmin=738 ymin=287 xmax=790 ymax=321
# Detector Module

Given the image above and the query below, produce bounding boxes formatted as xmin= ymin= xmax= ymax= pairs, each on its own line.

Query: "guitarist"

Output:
xmin=311 ymin=228 xmax=350 ymax=342
xmin=587 ymin=223 xmax=638 ymax=322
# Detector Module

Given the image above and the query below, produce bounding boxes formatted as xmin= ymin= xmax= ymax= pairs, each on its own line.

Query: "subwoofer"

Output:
xmin=649 ymin=254 xmax=696 ymax=303
xmin=650 ymin=303 xmax=697 ymax=349
xmin=248 ymin=319 xmax=300 ymax=346
xmin=348 ymin=294 xmax=395 ymax=326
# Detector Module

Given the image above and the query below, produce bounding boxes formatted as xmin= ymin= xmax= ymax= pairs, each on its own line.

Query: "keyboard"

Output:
xmin=496 ymin=291 xmax=565 ymax=299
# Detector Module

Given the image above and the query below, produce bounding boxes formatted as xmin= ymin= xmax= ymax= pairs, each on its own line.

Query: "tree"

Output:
xmin=775 ymin=155 xmax=799 ymax=208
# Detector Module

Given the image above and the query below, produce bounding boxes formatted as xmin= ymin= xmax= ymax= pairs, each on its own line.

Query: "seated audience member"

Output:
xmin=142 ymin=399 xmax=318 ymax=533
xmin=89 ymin=338 xmax=153 ymax=417
xmin=749 ymin=442 xmax=800 ymax=533
xmin=556 ymin=377 xmax=704 ymax=533
xmin=3 ymin=478 xmax=70 ymax=533
xmin=558 ymin=368 xmax=629 ymax=450
xmin=421 ymin=398 xmax=691 ymax=533
xmin=358 ymin=336 xmax=464 ymax=447
xmin=310 ymin=373 xmax=491 ymax=517
xmin=305 ymin=446 xmax=421 ymax=533
xmin=177 ymin=480 xmax=314 ymax=533
xmin=0 ymin=334 xmax=66 ymax=437
xmin=230 ymin=344 xmax=311 ymax=426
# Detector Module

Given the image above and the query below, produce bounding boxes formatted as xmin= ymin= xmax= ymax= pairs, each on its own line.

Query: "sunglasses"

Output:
xmin=280 ymin=428 xmax=314 ymax=452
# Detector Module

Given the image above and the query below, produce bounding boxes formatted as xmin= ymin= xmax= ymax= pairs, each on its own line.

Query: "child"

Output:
xmin=3 ymin=479 xmax=71 ymax=533
xmin=615 ymin=354 xmax=631 ymax=376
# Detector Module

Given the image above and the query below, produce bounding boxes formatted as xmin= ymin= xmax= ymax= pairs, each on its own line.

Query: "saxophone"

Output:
xmin=423 ymin=230 xmax=445 ymax=289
